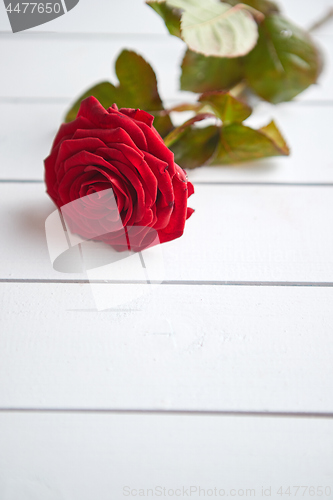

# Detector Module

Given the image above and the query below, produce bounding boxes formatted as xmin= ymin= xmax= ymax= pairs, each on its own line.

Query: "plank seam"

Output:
xmin=0 ymin=31 xmax=174 ymax=38
xmin=2 ymin=180 xmax=333 ymax=187
xmin=1 ymin=279 xmax=333 ymax=287
xmin=0 ymin=31 xmax=332 ymax=39
xmin=0 ymin=408 xmax=333 ymax=419
xmin=1 ymin=97 xmax=333 ymax=105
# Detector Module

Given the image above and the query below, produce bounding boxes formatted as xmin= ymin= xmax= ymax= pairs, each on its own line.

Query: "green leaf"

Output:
xmin=163 ymin=113 xmax=216 ymax=147
xmin=243 ymin=14 xmax=323 ymax=103
xmin=170 ymin=125 xmax=220 ymax=169
xmin=65 ymin=50 xmax=173 ymax=138
xmin=169 ymin=118 xmax=288 ymax=168
xmin=212 ymin=120 xmax=290 ymax=164
xmin=224 ymin=0 xmax=279 ymax=16
xmin=198 ymin=91 xmax=252 ymax=124
xmin=258 ymin=120 xmax=289 ymax=152
xmin=146 ymin=0 xmax=182 ymax=37
xmin=180 ymin=49 xmax=244 ymax=93
xmin=166 ymin=0 xmax=259 ymax=57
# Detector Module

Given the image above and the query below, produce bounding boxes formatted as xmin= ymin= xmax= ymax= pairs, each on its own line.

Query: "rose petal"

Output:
xmin=119 ymin=107 xmax=154 ymax=128
xmin=44 ymin=97 xmax=194 ymax=251
xmin=157 ymin=171 xmax=189 ymax=244
xmin=187 ymin=181 xmax=195 ymax=198
xmin=78 ymin=97 xmax=148 ymax=150
xmin=52 ymin=116 xmax=93 ymax=148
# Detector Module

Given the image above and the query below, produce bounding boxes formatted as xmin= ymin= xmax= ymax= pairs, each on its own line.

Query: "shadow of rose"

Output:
xmin=15 ymin=194 xmax=55 ymax=245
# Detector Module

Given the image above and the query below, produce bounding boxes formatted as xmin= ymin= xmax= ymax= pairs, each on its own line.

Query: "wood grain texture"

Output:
xmin=1 ymin=283 xmax=333 ymax=411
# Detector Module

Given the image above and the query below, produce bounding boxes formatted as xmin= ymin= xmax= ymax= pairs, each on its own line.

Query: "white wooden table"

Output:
xmin=1 ymin=1 xmax=333 ymax=499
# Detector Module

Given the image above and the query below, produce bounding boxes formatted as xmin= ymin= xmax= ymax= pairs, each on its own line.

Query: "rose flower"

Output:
xmin=44 ymin=96 xmax=194 ymax=251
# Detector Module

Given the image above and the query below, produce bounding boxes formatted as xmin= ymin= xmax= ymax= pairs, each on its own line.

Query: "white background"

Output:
xmin=0 ymin=1 xmax=333 ymax=499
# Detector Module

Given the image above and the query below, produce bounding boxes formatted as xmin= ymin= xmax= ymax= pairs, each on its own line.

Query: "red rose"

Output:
xmin=44 ymin=96 xmax=194 ymax=251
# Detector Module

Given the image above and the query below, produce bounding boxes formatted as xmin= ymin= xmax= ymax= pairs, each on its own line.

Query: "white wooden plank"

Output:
xmin=0 ymin=0 xmax=332 ymax=35
xmin=0 ymin=0 xmax=170 ymax=34
xmin=1 ymin=101 xmax=333 ymax=183
xmin=0 ymin=33 xmax=188 ymax=102
xmin=0 ymin=102 xmax=63 ymax=181
xmin=1 ymin=283 xmax=333 ymax=412
xmin=1 ymin=183 xmax=333 ymax=282
xmin=0 ymin=184 xmax=84 ymax=281
xmin=0 ymin=34 xmax=331 ymax=102
xmin=0 ymin=412 xmax=332 ymax=499
xmin=0 ymin=4 xmax=332 ymax=485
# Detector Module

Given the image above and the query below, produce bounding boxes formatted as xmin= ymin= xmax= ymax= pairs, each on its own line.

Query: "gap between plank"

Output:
xmin=1 ymin=279 xmax=333 ymax=287
xmin=2 ymin=180 xmax=333 ymax=187
xmin=0 ymin=30 xmax=332 ymax=41
xmin=0 ymin=31 xmax=172 ymax=39
xmin=1 ymin=97 xmax=333 ymax=106
xmin=0 ymin=408 xmax=332 ymax=419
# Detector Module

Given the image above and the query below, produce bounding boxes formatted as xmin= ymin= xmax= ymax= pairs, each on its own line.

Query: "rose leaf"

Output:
xmin=65 ymin=50 xmax=173 ymax=138
xmin=211 ymin=120 xmax=290 ymax=164
xmin=258 ymin=120 xmax=290 ymax=153
xmin=163 ymin=113 xmax=216 ymax=148
xmin=243 ymin=14 xmax=323 ymax=103
xmin=170 ymin=125 xmax=220 ymax=169
xmin=180 ymin=49 xmax=244 ymax=93
xmin=146 ymin=0 xmax=182 ymax=37
xmin=165 ymin=0 xmax=259 ymax=58
xmin=224 ymin=0 xmax=279 ymax=16
xmin=198 ymin=91 xmax=252 ymax=124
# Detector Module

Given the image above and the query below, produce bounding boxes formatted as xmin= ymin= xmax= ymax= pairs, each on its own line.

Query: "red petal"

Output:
xmin=119 ymin=108 xmax=154 ymax=127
